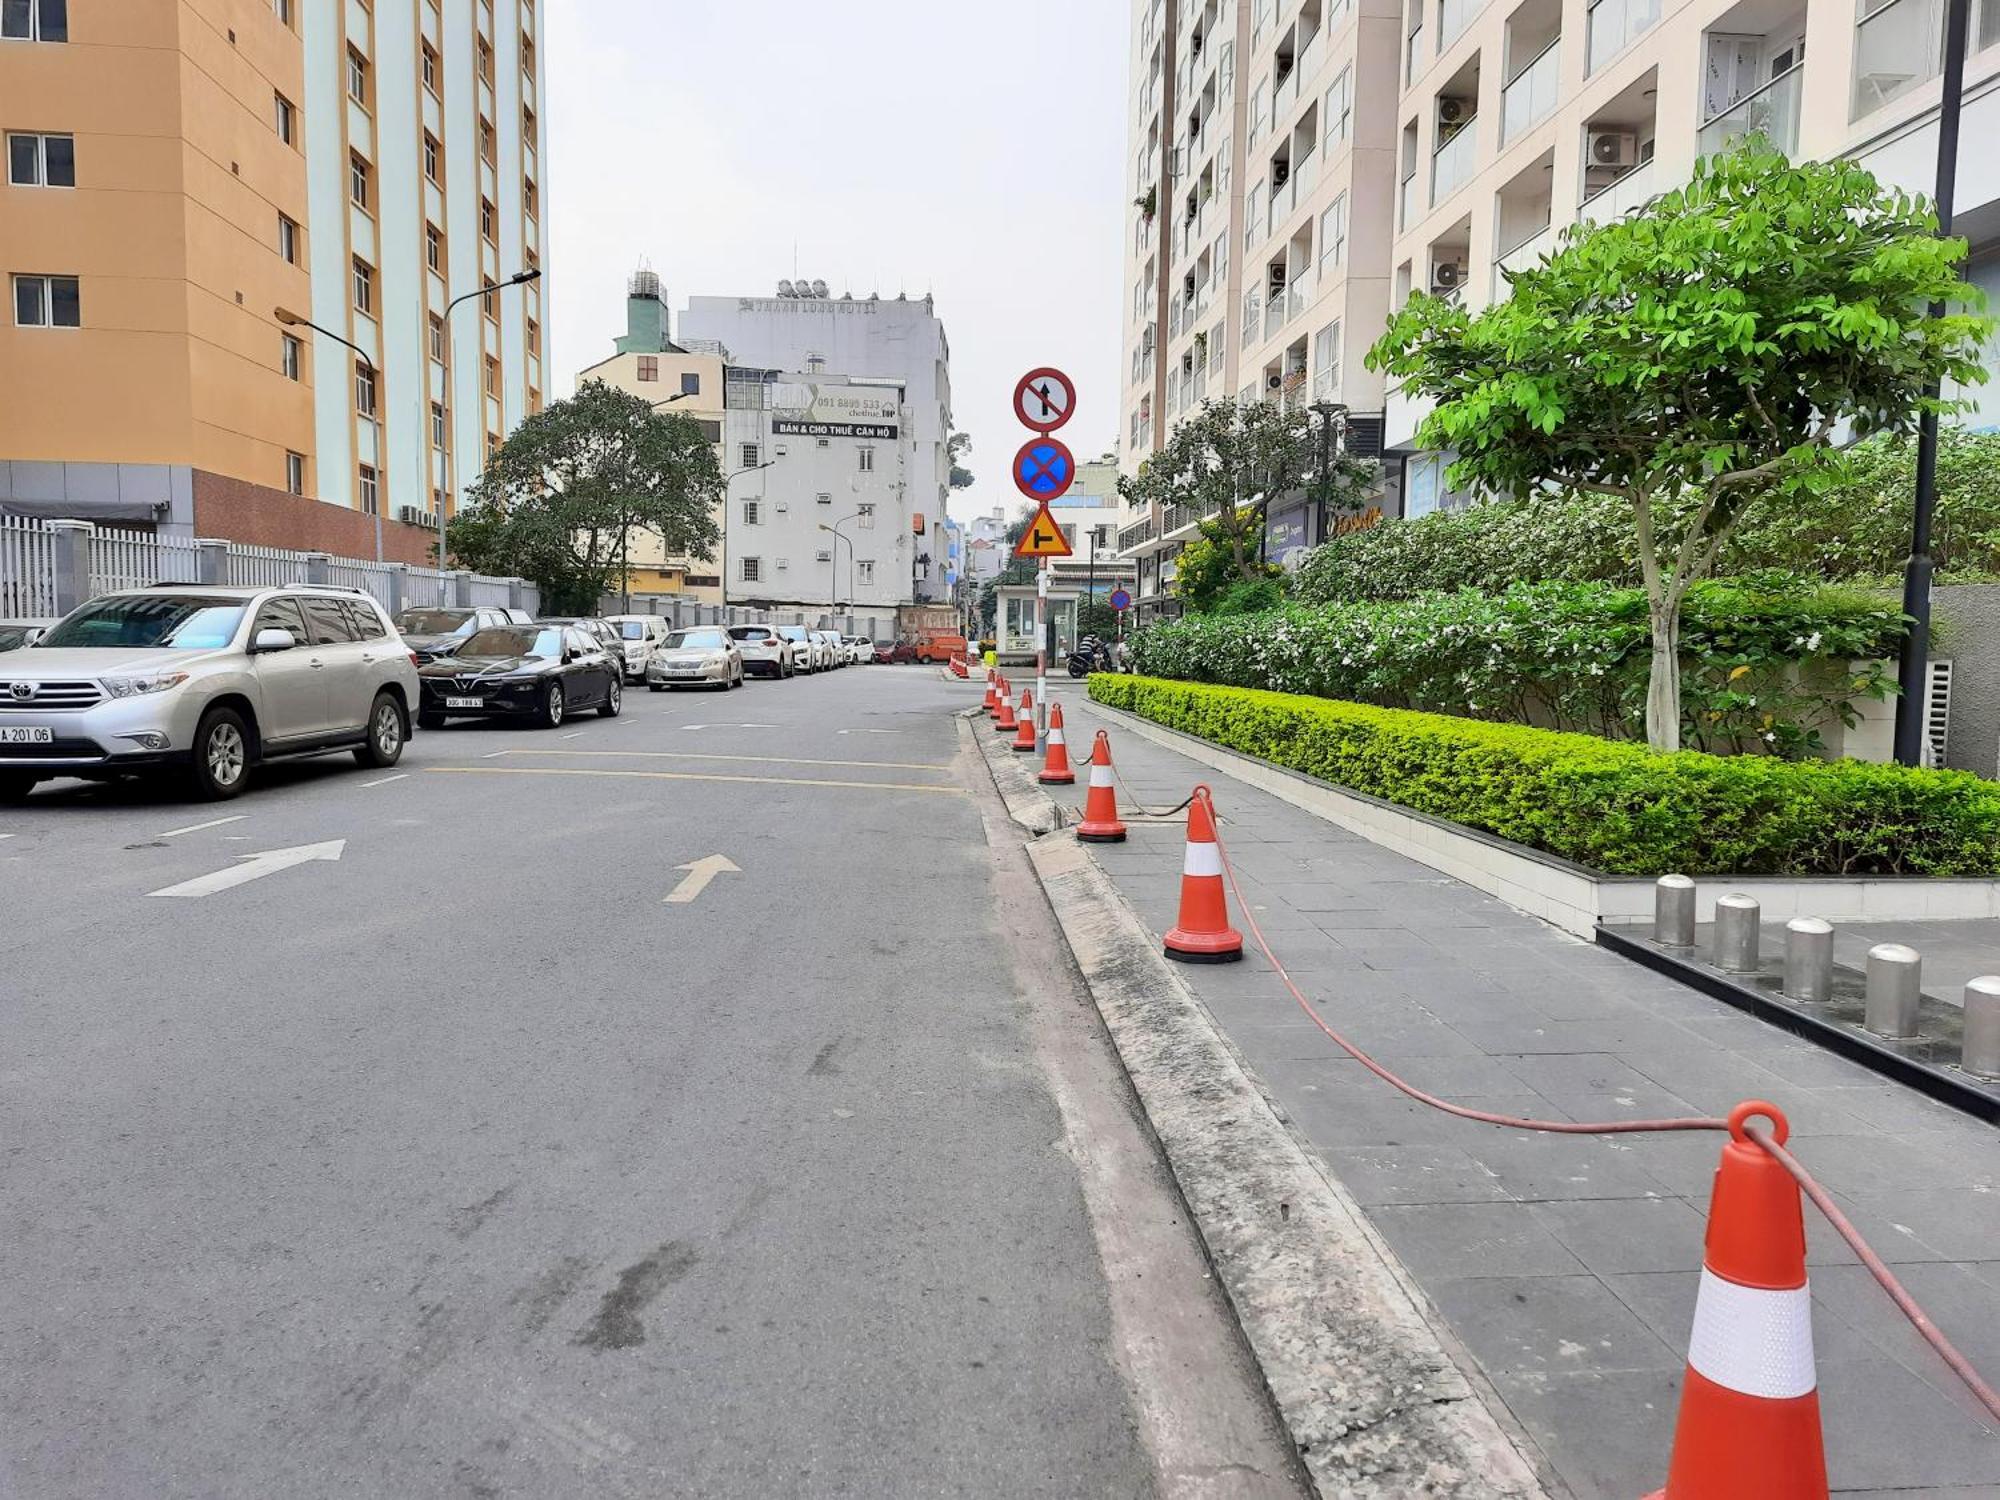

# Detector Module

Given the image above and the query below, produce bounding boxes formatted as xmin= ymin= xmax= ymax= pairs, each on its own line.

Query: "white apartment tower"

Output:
xmin=303 ymin=0 xmax=548 ymax=547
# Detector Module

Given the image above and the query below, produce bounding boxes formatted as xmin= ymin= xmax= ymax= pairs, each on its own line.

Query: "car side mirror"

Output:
xmin=253 ymin=627 xmax=297 ymax=653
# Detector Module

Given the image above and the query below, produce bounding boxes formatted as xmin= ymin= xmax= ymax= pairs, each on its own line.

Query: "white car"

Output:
xmin=812 ymin=630 xmax=847 ymax=668
xmin=842 ymin=635 xmax=876 ymax=664
xmin=774 ymin=625 xmax=826 ymax=673
xmin=728 ymin=625 xmax=796 ymax=679
xmin=604 ymin=615 xmax=671 ymax=682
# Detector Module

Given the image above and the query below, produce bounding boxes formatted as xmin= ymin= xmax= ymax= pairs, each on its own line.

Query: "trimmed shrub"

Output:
xmin=1088 ymin=675 xmax=2000 ymax=877
xmin=1130 ymin=579 xmax=1904 ymax=756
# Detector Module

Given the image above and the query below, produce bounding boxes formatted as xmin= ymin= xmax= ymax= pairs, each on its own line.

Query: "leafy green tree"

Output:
xmin=948 ymin=431 xmax=976 ymax=491
xmin=1074 ymin=599 xmax=1120 ymax=638
xmin=1370 ymin=143 xmax=1991 ymax=750
xmin=1121 ymin=396 xmax=1376 ymax=587
xmin=449 ymin=380 xmax=722 ymax=614
xmin=1170 ymin=514 xmax=1283 ymax=611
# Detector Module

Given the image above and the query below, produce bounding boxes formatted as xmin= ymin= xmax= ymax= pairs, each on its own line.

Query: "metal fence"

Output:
xmin=0 ymin=515 xmax=540 ymax=620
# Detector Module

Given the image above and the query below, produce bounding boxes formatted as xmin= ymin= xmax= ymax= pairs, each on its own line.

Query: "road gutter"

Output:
xmin=971 ymin=722 xmax=1553 ymax=1499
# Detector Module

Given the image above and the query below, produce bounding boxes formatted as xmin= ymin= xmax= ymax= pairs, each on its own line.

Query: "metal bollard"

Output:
xmin=1864 ymin=943 xmax=1924 ymax=1040
xmin=1654 ymin=874 xmax=1696 ymax=948
xmin=1782 ymin=917 xmax=1835 ymax=1004
xmin=1962 ymin=976 xmax=2000 ymax=1080
xmin=1712 ymin=893 xmax=1761 ymax=974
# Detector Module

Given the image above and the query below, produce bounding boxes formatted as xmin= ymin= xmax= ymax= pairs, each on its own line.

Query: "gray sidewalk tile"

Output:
xmin=1499 ymin=1052 xmax=1667 ymax=1100
xmin=1817 ymin=1359 xmax=2000 ymax=1490
xmin=1313 ymin=1144 xmax=1511 ymax=1206
xmin=1279 ymin=1085 xmax=1565 ymax=1148
xmin=1425 ymin=1274 xmax=1681 ymax=1376
xmin=1490 ymin=1367 xmax=1683 ymax=1500
xmin=1461 ymin=1131 xmax=1681 ymax=1203
xmin=1525 ymin=1197 xmax=1709 ymax=1275
xmin=1368 ymin=1201 xmax=1590 ymax=1280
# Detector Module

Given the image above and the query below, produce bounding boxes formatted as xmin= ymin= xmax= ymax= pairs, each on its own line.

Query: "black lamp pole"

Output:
xmin=1893 ymin=0 xmax=1973 ymax=767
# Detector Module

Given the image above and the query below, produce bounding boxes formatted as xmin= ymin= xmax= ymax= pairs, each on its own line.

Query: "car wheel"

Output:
xmin=354 ymin=692 xmax=407 ymax=768
xmin=187 ymin=706 xmax=252 ymax=801
xmin=539 ymin=681 xmax=566 ymax=728
xmin=418 ymin=711 xmax=446 ymax=731
xmin=0 ymin=773 xmax=41 ymax=804
xmin=599 ymin=676 xmax=623 ymax=718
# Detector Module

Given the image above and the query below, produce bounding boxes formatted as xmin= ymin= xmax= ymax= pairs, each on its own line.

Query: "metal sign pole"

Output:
xmin=1036 ymin=556 xmax=1049 ymax=745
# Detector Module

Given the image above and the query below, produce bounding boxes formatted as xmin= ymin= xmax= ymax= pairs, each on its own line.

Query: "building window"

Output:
xmin=285 ymin=451 xmax=305 ymax=494
xmin=485 ymin=355 xmax=500 ymax=397
xmin=636 ymin=356 xmax=658 ymax=382
xmin=431 ymin=401 xmax=447 ymax=447
xmin=425 ymin=224 xmax=445 ymax=273
xmin=13 ymin=273 xmax=79 ymax=327
xmin=1326 ymin=67 xmax=1353 ymax=148
xmin=1318 ymin=192 xmax=1348 ymax=274
xmin=349 ymin=151 xmax=370 ymax=211
xmin=273 ymin=0 xmax=294 ymax=27
xmin=6 ymin=132 xmax=74 ymax=187
xmin=354 ymin=360 xmax=376 ymax=416
xmin=486 ymin=431 xmax=501 ymax=462
xmin=476 ymin=36 xmax=494 ymax=83
xmin=521 ymin=33 xmax=535 ymax=76
xmin=421 ymin=40 xmax=439 ymax=93
xmin=740 ymin=556 xmax=761 ymax=582
xmin=740 ymin=442 xmax=759 ymax=468
xmin=524 ymin=177 xmax=538 ymax=219
xmin=351 ymin=257 xmax=373 ymax=313
xmin=857 ymin=447 xmax=875 ymax=473
xmin=742 ymin=499 xmax=760 ymax=525
xmin=857 ymin=503 xmax=875 ymax=529
xmin=1 ymin=0 xmax=67 ymax=41
xmin=423 ymin=132 xmax=441 ymax=184
xmin=280 ymin=332 xmax=302 ymax=380
xmin=428 ymin=315 xmax=445 ymax=363
xmin=346 ymin=46 xmax=369 ymax=106
xmin=522 ymin=104 xmax=536 ymax=144
xmin=274 ymin=91 xmax=296 ymax=145
xmin=277 ymin=212 xmax=299 ymax=264
xmin=480 ymin=197 xmax=496 ymax=242
xmin=479 ymin=117 xmax=495 ymax=165
xmin=679 ymin=371 xmax=700 ymax=397
xmin=358 ymin=464 xmax=379 ymax=515
xmin=856 ymin=560 xmax=874 ymax=586
xmin=526 ymin=318 xmax=540 ymax=356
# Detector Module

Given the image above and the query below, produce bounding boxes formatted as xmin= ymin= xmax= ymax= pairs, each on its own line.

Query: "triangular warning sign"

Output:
xmin=1014 ymin=501 xmax=1074 ymax=559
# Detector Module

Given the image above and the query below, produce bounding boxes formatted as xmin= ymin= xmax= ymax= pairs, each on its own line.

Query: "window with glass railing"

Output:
xmin=1586 ymin=0 xmax=1660 ymax=75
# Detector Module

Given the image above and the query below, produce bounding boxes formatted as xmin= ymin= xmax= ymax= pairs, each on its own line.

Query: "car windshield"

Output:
xmin=618 ymin=622 xmax=650 ymax=640
xmin=666 ymin=629 xmax=727 ymax=649
xmin=457 ymin=626 xmax=559 ymax=658
xmin=397 ymin=609 xmax=474 ymax=635
xmin=37 ymin=595 xmax=246 ymax=650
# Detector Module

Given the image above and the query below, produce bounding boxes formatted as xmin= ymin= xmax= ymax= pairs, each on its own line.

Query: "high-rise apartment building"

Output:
xmin=1119 ymin=0 xmax=2000 ymax=588
xmin=0 ymin=0 xmax=547 ymax=563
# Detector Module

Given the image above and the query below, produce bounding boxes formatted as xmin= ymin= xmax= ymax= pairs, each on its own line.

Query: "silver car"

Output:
xmin=774 ymin=625 xmax=825 ymax=674
xmin=645 ymin=627 xmax=745 ymax=691
xmin=0 ymin=586 xmax=419 ymax=803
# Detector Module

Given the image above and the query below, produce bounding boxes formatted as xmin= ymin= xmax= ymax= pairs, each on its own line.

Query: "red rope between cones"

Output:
xmin=1196 ymin=788 xmax=2000 ymax=1426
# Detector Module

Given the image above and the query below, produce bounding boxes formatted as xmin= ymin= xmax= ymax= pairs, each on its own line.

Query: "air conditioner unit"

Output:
xmin=775 ymin=499 xmax=789 ymax=512
xmin=1438 ymin=97 xmax=1467 ymax=126
xmin=815 ymin=549 xmax=833 ymax=563
xmin=776 ymin=557 xmax=789 ymax=570
xmin=397 ymin=505 xmax=437 ymax=529
xmin=1588 ymin=129 xmax=1639 ymax=168
xmin=817 ymin=438 xmax=830 ymax=448
xmin=1265 ymin=372 xmax=1284 ymax=391
xmin=1431 ymin=259 xmax=1466 ymax=294
xmin=816 ymin=492 xmax=833 ymax=504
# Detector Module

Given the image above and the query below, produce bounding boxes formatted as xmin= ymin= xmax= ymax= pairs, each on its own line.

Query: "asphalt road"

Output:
xmin=0 ymin=666 xmax=1299 ymax=1498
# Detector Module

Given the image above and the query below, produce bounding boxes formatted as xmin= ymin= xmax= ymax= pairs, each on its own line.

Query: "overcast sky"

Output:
xmin=545 ymin=3 xmax=1130 ymax=523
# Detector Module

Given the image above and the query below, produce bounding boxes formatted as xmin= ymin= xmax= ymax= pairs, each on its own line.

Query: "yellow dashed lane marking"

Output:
xmin=427 ymin=766 xmax=964 ymax=796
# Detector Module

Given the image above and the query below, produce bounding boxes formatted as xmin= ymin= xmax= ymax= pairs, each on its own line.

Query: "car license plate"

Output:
xmin=0 ymin=726 xmax=53 ymax=745
xmin=444 ymin=697 xmax=484 ymax=709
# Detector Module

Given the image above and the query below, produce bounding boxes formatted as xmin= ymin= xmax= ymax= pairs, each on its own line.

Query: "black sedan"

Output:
xmin=416 ymin=624 xmax=622 ymax=729
xmin=393 ymin=605 xmax=528 ymax=664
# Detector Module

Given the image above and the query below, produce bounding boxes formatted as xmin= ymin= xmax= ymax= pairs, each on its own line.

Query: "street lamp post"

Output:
xmin=1308 ymin=399 xmax=1349 ymax=546
xmin=821 ymin=513 xmax=862 ymax=629
xmin=275 ymin=308 xmax=383 ymax=563
xmin=439 ymin=268 xmax=542 ymax=603
xmin=719 ymin=459 xmax=775 ymax=616
xmin=1894 ymin=0 xmax=1974 ymax=766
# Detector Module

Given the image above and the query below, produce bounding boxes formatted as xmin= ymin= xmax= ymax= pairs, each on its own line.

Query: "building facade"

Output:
xmin=1117 ymin=0 xmax=2000 ymax=583
xmin=0 ymin=0 xmax=546 ymax=563
xmin=720 ymin=372 xmax=917 ymax=613
xmin=678 ymin=287 xmax=954 ymax=603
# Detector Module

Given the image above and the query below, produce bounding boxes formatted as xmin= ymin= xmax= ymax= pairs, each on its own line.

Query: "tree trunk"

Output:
xmin=1645 ymin=601 xmax=1682 ymax=753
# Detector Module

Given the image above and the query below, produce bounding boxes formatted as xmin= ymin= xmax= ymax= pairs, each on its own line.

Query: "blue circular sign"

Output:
xmin=1109 ymin=588 xmax=1132 ymax=611
xmin=1013 ymin=437 xmax=1075 ymax=501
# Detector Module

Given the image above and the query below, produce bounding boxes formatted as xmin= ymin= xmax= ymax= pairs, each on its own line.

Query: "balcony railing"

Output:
xmin=1164 ymin=501 xmax=1201 ymax=535
xmin=1406 ymin=24 xmax=1424 ymax=82
xmin=1439 ymin=0 xmax=1487 ymax=51
xmin=1849 ymin=0 xmax=1988 ymax=119
xmin=1701 ymin=62 xmax=1803 ymax=157
xmin=1585 ymin=0 xmax=1660 ymax=76
xmin=1491 ymin=219 xmax=1555 ymax=300
xmin=1432 ymin=122 xmax=1477 ymax=206
xmin=1119 ymin=516 xmax=1159 ymax=552
xmin=1580 ymin=158 xmax=1657 ymax=222
xmin=1501 ymin=40 xmax=1560 ymax=144
xmin=1399 ymin=171 xmax=1417 ymax=228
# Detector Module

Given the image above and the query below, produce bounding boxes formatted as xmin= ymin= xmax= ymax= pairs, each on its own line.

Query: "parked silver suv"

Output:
xmin=0 ymin=586 xmax=420 ymax=803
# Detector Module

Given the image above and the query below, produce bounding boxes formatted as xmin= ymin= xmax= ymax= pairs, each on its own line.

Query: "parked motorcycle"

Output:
xmin=1067 ymin=637 xmax=1112 ymax=678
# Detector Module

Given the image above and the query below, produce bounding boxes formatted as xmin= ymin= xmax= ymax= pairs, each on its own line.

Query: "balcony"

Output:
xmin=1399 ymin=171 xmax=1418 ymax=228
xmin=1501 ymin=41 xmax=1560 ymax=144
xmin=1432 ymin=123 xmax=1477 ymax=206
xmin=1586 ymin=0 xmax=1660 ymax=76
xmin=1847 ymin=0 xmax=2000 ymax=117
xmin=1701 ymin=62 xmax=1803 ymax=157
xmin=1439 ymin=0 xmax=1487 ymax=51
xmin=1119 ymin=516 xmax=1159 ymax=552
xmin=1491 ymin=221 xmax=1555 ymax=299
xmin=1580 ymin=157 xmax=1657 ymax=221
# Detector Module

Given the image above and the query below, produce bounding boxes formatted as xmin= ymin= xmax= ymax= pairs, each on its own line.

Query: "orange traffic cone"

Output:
xmin=1011 ymin=689 xmax=1038 ymax=752
xmin=993 ymin=683 xmax=1018 ymax=733
xmin=987 ymin=673 xmax=1005 ymax=718
xmin=1075 ymin=731 xmax=1127 ymax=844
xmin=982 ymin=670 xmax=998 ymax=714
xmin=1645 ymin=1101 xmax=1825 ymax=1500
xmin=1164 ymin=787 xmax=1243 ymax=964
xmin=1038 ymin=702 xmax=1075 ymax=784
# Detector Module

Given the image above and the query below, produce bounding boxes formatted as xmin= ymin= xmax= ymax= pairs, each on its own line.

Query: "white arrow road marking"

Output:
xmin=148 ymin=840 xmax=345 ymax=899
xmin=481 ymin=750 xmax=511 ymax=759
xmin=360 ymin=773 xmax=408 ymax=789
xmin=0 ymin=833 xmax=14 ymax=842
xmin=836 ymin=729 xmax=905 ymax=735
xmin=662 ymin=854 xmax=740 ymax=905
xmin=159 ymin=814 xmax=247 ymax=839
xmin=560 ymin=731 xmax=585 ymax=740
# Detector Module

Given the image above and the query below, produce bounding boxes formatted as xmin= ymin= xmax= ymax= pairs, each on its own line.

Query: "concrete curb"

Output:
xmin=972 ymin=711 xmax=1070 ymax=837
xmin=970 ymin=723 xmax=1551 ymax=1496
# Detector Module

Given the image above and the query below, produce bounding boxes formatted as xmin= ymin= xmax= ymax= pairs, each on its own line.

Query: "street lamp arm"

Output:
xmin=275 ymin=308 xmax=373 ymax=371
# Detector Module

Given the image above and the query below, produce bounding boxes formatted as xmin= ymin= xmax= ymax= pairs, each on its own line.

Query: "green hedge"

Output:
xmin=1088 ymin=675 xmax=2000 ymax=877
